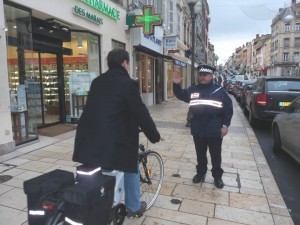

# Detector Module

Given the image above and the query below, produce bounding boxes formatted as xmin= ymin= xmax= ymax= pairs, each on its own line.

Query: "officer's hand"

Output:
xmin=173 ymin=70 xmax=182 ymax=84
xmin=220 ymin=126 xmax=228 ymax=138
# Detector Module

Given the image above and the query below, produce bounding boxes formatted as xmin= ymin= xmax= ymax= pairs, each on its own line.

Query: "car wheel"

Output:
xmin=248 ymin=108 xmax=257 ymax=127
xmin=272 ymin=124 xmax=282 ymax=153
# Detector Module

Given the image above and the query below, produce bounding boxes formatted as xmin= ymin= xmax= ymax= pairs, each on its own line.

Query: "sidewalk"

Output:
xmin=0 ymin=98 xmax=294 ymax=225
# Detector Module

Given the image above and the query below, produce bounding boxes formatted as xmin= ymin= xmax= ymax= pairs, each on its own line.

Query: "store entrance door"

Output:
xmin=33 ymin=51 xmax=61 ymax=127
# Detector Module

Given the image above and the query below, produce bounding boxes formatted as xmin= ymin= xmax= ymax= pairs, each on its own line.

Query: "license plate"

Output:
xmin=279 ymin=102 xmax=291 ymax=107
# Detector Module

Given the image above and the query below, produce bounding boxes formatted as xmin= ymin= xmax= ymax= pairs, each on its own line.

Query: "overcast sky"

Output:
xmin=207 ymin=0 xmax=290 ymax=65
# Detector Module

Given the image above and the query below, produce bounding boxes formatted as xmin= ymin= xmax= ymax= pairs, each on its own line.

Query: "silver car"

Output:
xmin=272 ymin=96 xmax=300 ymax=164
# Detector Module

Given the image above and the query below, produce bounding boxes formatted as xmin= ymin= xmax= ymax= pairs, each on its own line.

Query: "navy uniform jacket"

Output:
xmin=173 ymin=81 xmax=233 ymax=137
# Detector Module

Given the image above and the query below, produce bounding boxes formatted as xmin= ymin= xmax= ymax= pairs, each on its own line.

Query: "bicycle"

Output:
xmin=24 ymin=142 xmax=164 ymax=225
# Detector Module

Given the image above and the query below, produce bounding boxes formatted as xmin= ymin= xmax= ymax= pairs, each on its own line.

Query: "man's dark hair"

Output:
xmin=107 ymin=48 xmax=129 ymax=69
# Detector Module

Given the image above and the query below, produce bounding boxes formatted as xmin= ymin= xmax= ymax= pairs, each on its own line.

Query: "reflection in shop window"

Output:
xmin=5 ymin=3 xmax=38 ymax=145
xmin=112 ymin=40 xmax=125 ymax=50
xmin=136 ymin=53 xmax=153 ymax=93
xmin=63 ymin=32 xmax=100 ymax=122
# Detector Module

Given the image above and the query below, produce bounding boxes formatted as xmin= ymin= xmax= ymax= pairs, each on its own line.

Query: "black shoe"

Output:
xmin=127 ymin=201 xmax=147 ymax=219
xmin=214 ymin=178 xmax=224 ymax=189
xmin=192 ymin=174 xmax=205 ymax=183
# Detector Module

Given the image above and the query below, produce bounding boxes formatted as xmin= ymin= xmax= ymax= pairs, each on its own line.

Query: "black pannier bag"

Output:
xmin=75 ymin=165 xmax=103 ymax=183
xmin=63 ymin=171 xmax=116 ymax=225
xmin=23 ymin=169 xmax=75 ymax=225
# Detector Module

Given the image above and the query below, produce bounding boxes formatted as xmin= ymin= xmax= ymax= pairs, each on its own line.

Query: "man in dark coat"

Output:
xmin=73 ymin=49 xmax=161 ymax=218
xmin=173 ymin=64 xmax=233 ymax=189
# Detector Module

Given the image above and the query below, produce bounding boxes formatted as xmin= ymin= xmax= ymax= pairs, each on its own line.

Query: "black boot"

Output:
xmin=192 ymin=174 xmax=205 ymax=183
xmin=214 ymin=178 xmax=224 ymax=189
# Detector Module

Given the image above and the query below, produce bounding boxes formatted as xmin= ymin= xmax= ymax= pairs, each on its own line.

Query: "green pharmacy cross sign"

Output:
xmin=133 ymin=6 xmax=162 ymax=35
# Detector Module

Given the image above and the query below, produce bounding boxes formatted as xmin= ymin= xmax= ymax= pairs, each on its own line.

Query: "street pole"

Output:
xmin=187 ymin=0 xmax=201 ymax=85
xmin=186 ymin=0 xmax=200 ymax=127
xmin=191 ymin=16 xmax=196 ymax=84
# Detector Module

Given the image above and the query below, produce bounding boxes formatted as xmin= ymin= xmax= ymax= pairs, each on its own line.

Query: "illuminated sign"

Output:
xmin=73 ymin=6 xmax=103 ymax=24
xmin=135 ymin=6 xmax=162 ymax=35
xmin=79 ymin=0 xmax=120 ymax=20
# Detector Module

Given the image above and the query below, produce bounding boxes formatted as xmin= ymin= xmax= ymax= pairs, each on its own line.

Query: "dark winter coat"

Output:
xmin=73 ymin=66 xmax=161 ymax=173
xmin=173 ymin=81 xmax=233 ymax=137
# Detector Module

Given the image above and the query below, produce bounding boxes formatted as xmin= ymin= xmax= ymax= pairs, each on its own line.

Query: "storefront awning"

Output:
xmin=168 ymin=53 xmax=189 ymax=63
xmin=134 ymin=45 xmax=165 ymax=58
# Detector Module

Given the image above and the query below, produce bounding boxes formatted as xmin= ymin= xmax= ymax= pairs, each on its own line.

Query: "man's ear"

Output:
xmin=121 ymin=60 xmax=126 ymax=67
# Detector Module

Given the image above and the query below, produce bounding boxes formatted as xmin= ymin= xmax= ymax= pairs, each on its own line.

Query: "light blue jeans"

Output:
xmin=124 ymin=167 xmax=141 ymax=212
xmin=103 ymin=164 xmax=141 ymax=212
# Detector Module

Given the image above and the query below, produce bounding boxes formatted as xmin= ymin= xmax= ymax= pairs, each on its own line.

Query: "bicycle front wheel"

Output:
xmin=139 ymin=151 xmax=164 ymax=210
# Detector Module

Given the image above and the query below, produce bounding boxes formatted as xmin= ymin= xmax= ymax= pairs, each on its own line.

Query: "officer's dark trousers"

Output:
xmin=193 ymin=136 xmax=224 ymax=179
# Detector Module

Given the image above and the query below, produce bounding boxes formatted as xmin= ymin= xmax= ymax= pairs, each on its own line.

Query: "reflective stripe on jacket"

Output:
xmin=173 ymin=82 xmax=233 ymax=137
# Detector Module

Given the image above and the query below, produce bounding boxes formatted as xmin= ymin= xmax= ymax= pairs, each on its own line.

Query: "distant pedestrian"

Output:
xmin=217 ymin=74 xmax=224 ymax=87
xmin=173 ymin=64 xmax=233 ymax=189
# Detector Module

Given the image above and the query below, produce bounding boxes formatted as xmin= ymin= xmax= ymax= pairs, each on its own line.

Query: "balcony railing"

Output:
xmin=272 ymin=59 xmax=299 ymax=66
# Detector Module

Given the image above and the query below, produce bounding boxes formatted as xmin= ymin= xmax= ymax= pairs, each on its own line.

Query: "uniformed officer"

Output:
xmin=173 ymin=64 xmax=233 ymax=189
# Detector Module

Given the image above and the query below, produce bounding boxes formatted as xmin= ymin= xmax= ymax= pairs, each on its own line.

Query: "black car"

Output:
xmin=240 ymin=81 xmax=256 ymax=111
xmin=244 ymin=76 xmax=300 ymax=126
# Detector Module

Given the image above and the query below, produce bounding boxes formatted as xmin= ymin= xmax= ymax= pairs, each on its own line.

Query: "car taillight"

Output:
xmin=256 ymin=94 xmax=267 ymax=105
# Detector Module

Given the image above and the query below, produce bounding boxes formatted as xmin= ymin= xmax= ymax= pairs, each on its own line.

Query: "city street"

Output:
xmin=253 ymin=122 xmax=300 ymax=225
xmin=0 ymin=97 xmax=295 ymax=225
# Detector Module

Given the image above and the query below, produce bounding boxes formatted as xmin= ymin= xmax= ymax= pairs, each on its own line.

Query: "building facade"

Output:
xmin=1 ymin=0 xmax=130 ymax=153
xmin=0 ymin=0 xmax=211 ymax=154
xmin=270 ymin=0 xmax=300 ymax=76
xmin=226 ymin=0 xmax=300 ymax=78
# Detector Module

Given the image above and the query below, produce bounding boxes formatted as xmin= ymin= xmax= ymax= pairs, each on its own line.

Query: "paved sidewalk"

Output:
xmin=0 ymin=98 xmax=294 ymax=225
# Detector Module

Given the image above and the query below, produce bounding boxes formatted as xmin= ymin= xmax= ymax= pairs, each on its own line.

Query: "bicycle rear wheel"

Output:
xmin=139 ymin=151 xmax=164 ymax=210
xmin=45 ymin=201 xmax=64 ymax=225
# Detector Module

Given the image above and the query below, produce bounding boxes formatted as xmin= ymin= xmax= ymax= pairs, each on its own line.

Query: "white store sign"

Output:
xmin=164 ymin=35 xmax=177 ymax=49
xmin=132 ymin=26 xmax=164 ymax=54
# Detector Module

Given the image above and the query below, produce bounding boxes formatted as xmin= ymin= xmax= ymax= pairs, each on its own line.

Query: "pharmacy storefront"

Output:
xmin=0 ymin=0 xmax=128 ymax=151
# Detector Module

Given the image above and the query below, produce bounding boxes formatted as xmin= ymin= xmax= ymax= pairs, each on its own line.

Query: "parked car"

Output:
xmin=233 ymin=74 xmax=247 ymax=81
xmin=272 ymin=96 xmax=300 ymax=164
xmin=223 ymin=79 xmax=231 ymax=91
xmin=240 ymin=81 xmax=256 ymax=111
xmin=245 ymin=76 xmax=300 ymax=126
xmin=226 ymin=79 xmax=237 ymax=94
xmin=231 ymin=80 xmax=242 ymax=97
xmin=234 ymin=80 xmax=254 ymax=102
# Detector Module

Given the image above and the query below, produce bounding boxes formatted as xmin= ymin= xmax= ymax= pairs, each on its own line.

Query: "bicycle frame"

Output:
xmin=102 ymin=170 xmax=125 ymax=207
xmin=139 ymin=153 xmax=152 ymax=185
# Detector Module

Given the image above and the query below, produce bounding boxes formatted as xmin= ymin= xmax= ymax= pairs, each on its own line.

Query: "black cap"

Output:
xmin=197 ymin=64 xmax=216 ymax=74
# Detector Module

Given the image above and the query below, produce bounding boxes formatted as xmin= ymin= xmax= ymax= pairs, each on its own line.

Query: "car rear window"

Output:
xmin=267 ymin=80 xmax=300 ymax=92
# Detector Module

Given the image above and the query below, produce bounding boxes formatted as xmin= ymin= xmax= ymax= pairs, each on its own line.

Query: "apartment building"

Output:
xmin=270 ymin=0 xmax=300 ymax=76
xmin=226 ymin=0 xmax=300 ymax=77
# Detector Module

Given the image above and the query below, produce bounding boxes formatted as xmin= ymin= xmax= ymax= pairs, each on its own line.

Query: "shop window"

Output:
xmin=5 ymin=3 xmax=38 ymax=145
xmin=167 ymin=61 xmax=174 ymax=99
xmin=63 ymin=32 xmax=100 ymax=122
xmin=136 ymin=53 xmax=153 ymax=93
xmin=112 ymin=40 xmax=125 ymax=50
xmin=135 ymin=52 xmax=156 ymax=106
